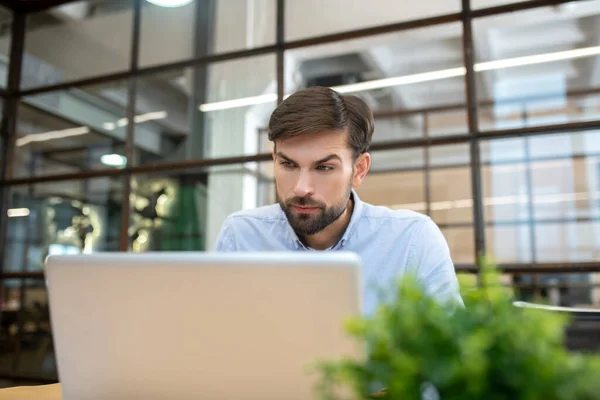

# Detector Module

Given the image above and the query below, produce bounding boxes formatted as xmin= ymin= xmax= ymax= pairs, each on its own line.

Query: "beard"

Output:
xmin=279 ymin=183 xmax=353 ymax=237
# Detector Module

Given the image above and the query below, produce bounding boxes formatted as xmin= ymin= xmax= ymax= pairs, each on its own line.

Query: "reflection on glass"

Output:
xmin=485 ymin=225 xmax=532 ymax=263
xmin=4 ymin=178 xmax=122 ymax=274
xmin=131 ymin=163 xmax=275 ymax=253
xmin=16 ymin=80 xmax=129 ymax=178
xmin=139 ymin=0 xmax=276 ymax=67
xmin=440 ymin=227 xmax=474 ymax=264
xmin=21 ymin=1 xmax=133 ymax=89
xmin=358 ymin=148 xmax=424 ymax=210
xmin=482 ymin=131 xmax=600 ymax=306
xmin=285 ymin=0 xmax=460 ymax=41
xmin=0 ymin=6 xmax=12 ymax=89
xmin=134 ymin=54 xmax=276 ymax=163
xmin=535 ymin=222 xmax=600 ymax=263
xmin=474 ymin=1 xmax=600 ymax=130
xmin=285 ymin=23 xmax=466 ymax=140
xmin=429 ymin=145 xmax=472 ymax=224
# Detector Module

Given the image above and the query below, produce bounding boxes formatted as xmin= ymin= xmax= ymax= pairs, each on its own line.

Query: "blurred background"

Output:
xmin=0 ymin=0 xmax=599 ymax=387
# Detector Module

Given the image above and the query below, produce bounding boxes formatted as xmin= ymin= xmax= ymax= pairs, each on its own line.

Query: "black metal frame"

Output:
xmin=0 ymin=0 xmax=598 ymax=384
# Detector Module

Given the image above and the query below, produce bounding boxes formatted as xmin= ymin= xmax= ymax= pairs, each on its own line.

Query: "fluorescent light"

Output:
xmin=134 ymin=111 xmax=168 ymax=123
xmin=100 ymin=154 xmax=127 ymax=168
xmin=16 ymin=126 xmax=90 ymax=146
xmin=475 ymin=46 xmax=600 ymax=72
xmin=7 ymin=208 xmax=30 ymax=218
xmin=333 ymin=67 xmax=467 ymax=94
xmin=103 ymin=111 xmax=168 ymax=131
xmin=146 ymin=0 xmax=193 ymax=7
xmin=199 ymin=93 xmax=278 ymax=112
xmin=198 ymin=45 xmax=600 ymax=112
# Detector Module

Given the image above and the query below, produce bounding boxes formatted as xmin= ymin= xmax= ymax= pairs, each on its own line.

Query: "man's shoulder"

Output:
xmin=360 ymin=202 xmax=430 ymax=224
xmin=225 ymin=203 xmax=286 ymax=225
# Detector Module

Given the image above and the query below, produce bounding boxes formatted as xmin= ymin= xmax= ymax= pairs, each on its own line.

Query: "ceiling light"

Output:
xmin=475 ymin=46 xmax=600 ymax=72
xmin=198 ymin=45 xmax=600 ymax=112
xmin=199 ymin=93 xmax=278 ymax=112
xmin=333 ymin=67 xmax=467 ymax=94
xmin=100 ymin=154 xmax=127 ymax=168
xmin=7 ymin=208 xmax=30 ymax=218
xmin=134 ymin=110 xmax=168 ymax=123
xmin=146 ymin=0 xmax=193 ymax=7
xmin=16 ymin=126 xmax=90 ymax=146
xmin=103 ymin=111 xmax=168 ymax=131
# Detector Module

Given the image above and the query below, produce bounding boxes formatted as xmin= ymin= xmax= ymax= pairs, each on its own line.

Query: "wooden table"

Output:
xmin=0 ymin=384 xmax=62 ymax=400
xmin=0 ymin=383 xmax=387 ymax=399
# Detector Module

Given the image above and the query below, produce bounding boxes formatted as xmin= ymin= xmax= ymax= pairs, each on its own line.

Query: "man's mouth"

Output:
xmin=291 ymin=204 xmax=319 ymax=213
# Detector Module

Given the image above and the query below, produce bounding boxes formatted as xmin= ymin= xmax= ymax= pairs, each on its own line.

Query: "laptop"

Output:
xmin=44 ymin=252 xmax=363 ymax=400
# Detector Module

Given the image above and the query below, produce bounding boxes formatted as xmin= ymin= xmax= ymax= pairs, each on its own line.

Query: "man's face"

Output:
xmin=273 ymin=130 xmax=369 ymax=236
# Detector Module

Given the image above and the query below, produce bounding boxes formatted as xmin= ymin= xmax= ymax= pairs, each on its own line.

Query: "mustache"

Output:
xmin=285 ymin=197 xmax=325 ymax=208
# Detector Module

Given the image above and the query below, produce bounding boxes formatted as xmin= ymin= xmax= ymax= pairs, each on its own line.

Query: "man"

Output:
xmin=214 ymin=86 xmax=463 ymax=313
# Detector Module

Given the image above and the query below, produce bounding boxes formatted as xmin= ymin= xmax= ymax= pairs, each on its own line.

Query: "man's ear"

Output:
xmin=352 ymin=152 xmax=371 ymax=188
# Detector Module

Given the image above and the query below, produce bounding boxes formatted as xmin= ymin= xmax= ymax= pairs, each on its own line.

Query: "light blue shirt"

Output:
xmin=214 ymin=190 xmax=464 ymax=315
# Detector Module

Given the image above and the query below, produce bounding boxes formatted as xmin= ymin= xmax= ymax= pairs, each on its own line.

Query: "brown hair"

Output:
xmin=268 ymin=86 xmax=374 ymax=158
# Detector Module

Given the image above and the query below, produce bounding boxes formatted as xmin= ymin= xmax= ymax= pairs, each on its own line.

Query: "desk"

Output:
xmin=0 ymin=383 xmax=387 ymax=399
xmin=0 ymin=384 xmax=61 ymax=400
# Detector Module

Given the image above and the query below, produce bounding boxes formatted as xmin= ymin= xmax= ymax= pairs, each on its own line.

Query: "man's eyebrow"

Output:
xmin=315 ymin=154 xmax=342 ymax=164
xmin=275 ymin=152 xmax=342 ymax=165
xmin=275 ymin=152 xmax=296 ymax=163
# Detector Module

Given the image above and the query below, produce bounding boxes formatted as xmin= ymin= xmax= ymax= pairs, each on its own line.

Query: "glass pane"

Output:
xmin=441 ymin=227 xmax=475 ymax=264
xmin=21 ymin=1 xmax=133 ymax=89
xmin=429 ymin=145 xmax=472 ymax=224
xmin=15 ymin=80 xmax=129 ymax=179
xmin=0 ymin=278 xmax=56 ymax=378
xmin=592 ymin=273 xmax=600 ymax=306
xmin=515 ymin=272 xmax=598 ymax=308
xmin=486 ymin=225 xmax=533 ymax=263
xmin=529 ymin=132 xmax=600 ymax=221
xmin=474 ymin=1 xmax=600 ymax=130
xmin=140 ymin=0 xmax=275 ymax=67
xmin=472 ymin=0 xmax=526 ymax=8
xmin=4 ymin=178 xmax=122 ymax=274
xmin=285 ymin=0 xmax=460 ymax=41
xmin=482 ymin=131 xmax=600 ymax=264
xmin=357 ymin=149 xmax=425 ymax=211
xmin=0 ymin=6 xmax=12 ymax=89
xmin=481 ymin=159 xmax=530 ymax=223
xmin=535 ymin=222 xmax=600 ymax=263
xmin=136 ymin=54 xmax=276 ymax=163
xmin=130 ymin=163 xmax=274 ymax=252
xmin=285 ymin=22 xmax=467 ymax=141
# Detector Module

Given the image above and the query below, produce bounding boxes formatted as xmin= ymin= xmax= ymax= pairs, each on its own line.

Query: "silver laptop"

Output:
xmin=45 ymin=252 xmax=363 ymax=400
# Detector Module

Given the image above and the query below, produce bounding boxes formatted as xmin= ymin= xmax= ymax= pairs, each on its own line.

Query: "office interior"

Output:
xmin=0 ymin=0 xmax=599 ymax=387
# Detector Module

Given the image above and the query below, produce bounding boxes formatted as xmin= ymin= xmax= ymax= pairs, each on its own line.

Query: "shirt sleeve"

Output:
xmin=407 ymin=217 xmax=464 ymax=308
xmin=213 ymin=218 xmax=237 ymax=252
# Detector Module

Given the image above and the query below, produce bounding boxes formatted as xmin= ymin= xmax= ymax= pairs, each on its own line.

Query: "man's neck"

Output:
xmin=302 ymin=198 xmax=354 ymax=250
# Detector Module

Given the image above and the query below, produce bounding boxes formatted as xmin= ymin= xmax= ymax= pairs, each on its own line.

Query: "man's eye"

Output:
xmin=280 ymin=161 xmax=295 ymax=168
xmin=317 ymin=165 xmax=334 ymax=172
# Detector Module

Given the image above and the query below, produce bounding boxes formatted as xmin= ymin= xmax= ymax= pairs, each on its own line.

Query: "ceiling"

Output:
xmin=3 ymin=0 xmax=600 ymax=180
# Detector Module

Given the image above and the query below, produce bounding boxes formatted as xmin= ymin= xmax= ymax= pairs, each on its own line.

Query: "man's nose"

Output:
xmin=293 ymin=170 xmax=314 ymax=197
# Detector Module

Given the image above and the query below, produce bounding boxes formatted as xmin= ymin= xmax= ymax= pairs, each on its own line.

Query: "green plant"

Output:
xmin=313 ymin=259 xmax=600 ymax=400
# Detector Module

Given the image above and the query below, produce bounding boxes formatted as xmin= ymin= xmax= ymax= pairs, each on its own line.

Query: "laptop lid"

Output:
xmin=45 ymin=252 xmax=363 ymax=400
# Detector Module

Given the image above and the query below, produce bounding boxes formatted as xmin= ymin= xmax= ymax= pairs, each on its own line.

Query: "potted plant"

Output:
xmin=313 ymin=259 xmax=600 ymax=399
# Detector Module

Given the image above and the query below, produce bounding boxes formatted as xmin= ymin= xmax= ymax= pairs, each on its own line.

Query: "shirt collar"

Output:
xmin=282 ymin=189 xmax=364 ymax=250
